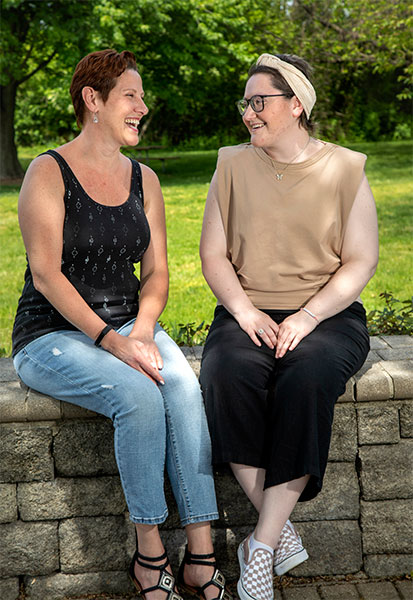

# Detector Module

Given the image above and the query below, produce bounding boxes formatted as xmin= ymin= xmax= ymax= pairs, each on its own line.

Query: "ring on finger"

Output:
xmin=257 ymin=328 xmax=265 ymax=336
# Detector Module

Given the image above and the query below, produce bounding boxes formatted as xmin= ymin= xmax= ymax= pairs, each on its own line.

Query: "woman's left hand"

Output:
xmin=275 ymin=310 xmax=318 ymax=358
xmin=128 ymin=333 xmax=164 ymax=372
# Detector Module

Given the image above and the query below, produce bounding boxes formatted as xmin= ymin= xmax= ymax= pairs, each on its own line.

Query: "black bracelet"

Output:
xmin=94 ymin=324 xmax=114 ymax=347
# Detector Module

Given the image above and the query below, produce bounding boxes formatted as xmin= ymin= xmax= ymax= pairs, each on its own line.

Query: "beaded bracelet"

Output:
xmin=301 ymin=307 xmax=320 ymax=324
xmin=94 ymin=324 xmax=114 ymax=347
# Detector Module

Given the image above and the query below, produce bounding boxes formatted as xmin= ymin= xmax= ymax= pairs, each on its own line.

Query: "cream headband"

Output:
xmin=256 ymin=53 xmax=316 ymax=119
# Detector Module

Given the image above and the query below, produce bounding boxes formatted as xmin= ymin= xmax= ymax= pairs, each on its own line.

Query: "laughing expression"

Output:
xmin=98 ymin=69 xmax=148 ymax=147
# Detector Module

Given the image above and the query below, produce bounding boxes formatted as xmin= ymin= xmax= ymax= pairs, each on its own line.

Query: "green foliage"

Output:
xmin=285 ymin=0 xmax=412 ymax=143
xmin=160 ymin=321 xmax=210 ymax=347
xmin=3 ymin=0 xmax=411 ymax=159
xmin=0 ymin=0 xmax=97 ymax=85
xmin=367 ymin=293 xmax=413 ymax=335
xmin=393 ymin=122 xmax=412 ymax=141
xmin=106 ymin=0 xmax=271 ymax=144
xmin=15 ymin=70 xmax=76 ymax=147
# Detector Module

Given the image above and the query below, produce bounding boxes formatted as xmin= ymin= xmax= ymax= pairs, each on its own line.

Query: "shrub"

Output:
xmin=366 ymin=292 xmax=413 ymax=336
xmin=160 ymin=321 xmax=210 ymax=346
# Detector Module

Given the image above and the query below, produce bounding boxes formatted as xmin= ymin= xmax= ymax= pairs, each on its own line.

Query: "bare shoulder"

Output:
xmin=18 ymin=153 xmax=65 ymax=226
xmin=140 ymin=162 xmax=161 ymax=190
xmin=20 ymin=152 xmax=64 ymax=200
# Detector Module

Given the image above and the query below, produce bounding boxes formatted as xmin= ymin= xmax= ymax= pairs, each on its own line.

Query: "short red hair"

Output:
xmin=70 ymin=49 xmax=137 ymax=126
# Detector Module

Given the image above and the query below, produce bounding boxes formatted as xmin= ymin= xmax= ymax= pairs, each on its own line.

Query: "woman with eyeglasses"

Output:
xmin=199 ymin=53 xmax=378 ymax=600
xmin=12 ymin=49 xmax=233 ymax=600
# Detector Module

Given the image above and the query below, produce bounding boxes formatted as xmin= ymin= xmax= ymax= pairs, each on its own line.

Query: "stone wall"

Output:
xmin=0 ymin=335 xmax=412 ymax=600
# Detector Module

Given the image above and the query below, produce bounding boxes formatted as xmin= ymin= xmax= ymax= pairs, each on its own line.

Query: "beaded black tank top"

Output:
xmin=12 ymin=150 xmax=151 ymax=357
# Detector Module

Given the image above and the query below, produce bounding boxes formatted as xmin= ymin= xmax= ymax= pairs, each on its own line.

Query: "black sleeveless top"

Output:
xmin=12 ymin=150 xmax=151 ymax=357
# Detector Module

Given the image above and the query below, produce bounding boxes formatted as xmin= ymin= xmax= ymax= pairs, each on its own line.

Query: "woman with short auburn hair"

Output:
xmin=12 ymin=49 xmax=232 ymax=600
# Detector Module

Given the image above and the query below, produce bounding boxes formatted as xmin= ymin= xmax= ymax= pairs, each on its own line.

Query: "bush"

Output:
xmin=160 ymin=321 xmax=210 ymax=346
xmin=392 ymin=122 xmax=412 ymax=141
xmin=366 ymin=292 xmax=413 ymax=336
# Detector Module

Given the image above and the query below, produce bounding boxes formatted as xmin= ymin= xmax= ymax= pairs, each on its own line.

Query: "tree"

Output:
xmin=0 ymin=0 xmax=98 ymax=179
xmin=95 ymin=0 xmax=281 ymax=144
xmin=288 ymin=0 xmax=412 ymax=139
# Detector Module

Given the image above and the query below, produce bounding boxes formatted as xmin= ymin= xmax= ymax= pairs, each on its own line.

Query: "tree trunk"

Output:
xmin=0 ymin=82 xmax=24 ymax=180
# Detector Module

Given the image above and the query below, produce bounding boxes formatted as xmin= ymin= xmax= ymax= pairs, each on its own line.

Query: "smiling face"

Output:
xmin=97 ymin=69 xmax=148 ymax=147
xmin=242 ymin=73 xmax=301 ymax=153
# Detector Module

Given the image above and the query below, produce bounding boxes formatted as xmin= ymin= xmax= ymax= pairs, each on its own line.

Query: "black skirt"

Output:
xmin=199 ymin=302 xmax=369 ymax=501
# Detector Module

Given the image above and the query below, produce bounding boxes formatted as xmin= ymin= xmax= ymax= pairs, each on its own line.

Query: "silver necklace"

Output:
xmin=274 ymin=136 xmax=311 ymax=181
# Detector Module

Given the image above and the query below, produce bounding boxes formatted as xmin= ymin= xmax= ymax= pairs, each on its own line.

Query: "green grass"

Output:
xmin=1 ymin=141 xmax=412 ymax=356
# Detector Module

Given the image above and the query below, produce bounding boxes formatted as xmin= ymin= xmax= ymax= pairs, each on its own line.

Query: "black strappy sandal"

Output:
xmin=177 ymin=545 xmax=233 ymax=600
xmin=129 ymin=548 xmax=183 ymax=600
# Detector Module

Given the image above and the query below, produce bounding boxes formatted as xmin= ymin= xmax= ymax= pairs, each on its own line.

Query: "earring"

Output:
xmin=93 ymin=112 xmax=99 ymax=124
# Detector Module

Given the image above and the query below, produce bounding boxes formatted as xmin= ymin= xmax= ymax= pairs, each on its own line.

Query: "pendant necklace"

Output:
xmin=274 ymin=136 xmax=311 ymax=181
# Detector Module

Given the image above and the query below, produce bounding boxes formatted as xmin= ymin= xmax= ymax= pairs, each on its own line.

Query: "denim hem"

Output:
xmin=129 ymin=507 xmax=169 ymax=525
xmin=180 ymin=512 xmax=219 ymax=527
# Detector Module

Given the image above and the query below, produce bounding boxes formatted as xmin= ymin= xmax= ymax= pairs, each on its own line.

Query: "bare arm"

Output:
xmin=18 ymin=155 xmax=164 ymax=383
xmin=200 ymin=172 xmax=279 ymax=348
xmin=275 ymin=173 xmax=379 ymax=357
xmin=134 ymin=164 xmax=169 ymax=329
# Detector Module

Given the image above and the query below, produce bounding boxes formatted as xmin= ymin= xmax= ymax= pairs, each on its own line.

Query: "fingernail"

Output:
xmin=160 ymin=380 xmax=165 ymax=386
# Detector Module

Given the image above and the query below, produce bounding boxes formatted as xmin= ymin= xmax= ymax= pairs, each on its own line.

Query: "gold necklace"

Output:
xmin=274 ymin=136 xmax=311 ymax=181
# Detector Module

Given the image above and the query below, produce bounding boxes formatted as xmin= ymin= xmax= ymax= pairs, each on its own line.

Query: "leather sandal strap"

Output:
xmin=135 ymin=550 xmax=169 ymax=572
xmin=178 ymin=548 xmax=231 ymax=600
xmin=137 ymin=549 xmax=168 ymax=562
xmin=139 ymin=570 xmax=178 ymax=597
xmin=199 ymin=568 xmax=229 ymax=600
xmin=184 ymin=547 xmax=216 ymax=567
xmin=186 ymin=550 xmax=215 ymax=560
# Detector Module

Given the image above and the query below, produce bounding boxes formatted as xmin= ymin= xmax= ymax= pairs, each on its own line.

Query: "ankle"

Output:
xmin=249 ymin=531 xmax=274 ymax=555
xmin=187 ymin=542 xmax=214 ymax=556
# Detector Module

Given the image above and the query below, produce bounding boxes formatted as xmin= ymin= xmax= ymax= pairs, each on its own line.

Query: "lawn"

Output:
xmin=0 ymin=140 xmax=412 ymax=356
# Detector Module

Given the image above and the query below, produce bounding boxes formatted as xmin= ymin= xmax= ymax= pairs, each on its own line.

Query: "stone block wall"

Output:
xmin=0 ymin=335 xmax=412 ymax=599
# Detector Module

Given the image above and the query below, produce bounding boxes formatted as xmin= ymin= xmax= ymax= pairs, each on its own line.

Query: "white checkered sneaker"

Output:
xmin=273 ymin=519 xmax=308 ymax=576
xmin=237 ymin=536 xmax=274 ymax=600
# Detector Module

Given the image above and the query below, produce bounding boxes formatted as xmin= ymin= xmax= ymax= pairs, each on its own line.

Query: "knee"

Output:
xmin=279 ymin=349 xmax=345 ymax=399
xmin=111 ymin=380 xmax=165 ymax=423
xmin=201 ymin=345 xmax=243 ymax=387
xmin=161 ymin=364 xmax=205 ymax=414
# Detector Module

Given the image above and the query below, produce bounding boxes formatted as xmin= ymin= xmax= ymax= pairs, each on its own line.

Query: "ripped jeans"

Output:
xmin=13 ymin=321 xmax=218 ymax=525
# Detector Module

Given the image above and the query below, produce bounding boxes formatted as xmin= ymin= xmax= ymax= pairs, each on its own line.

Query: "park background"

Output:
xmin=1 ymin=0 xmax=412 ymax=356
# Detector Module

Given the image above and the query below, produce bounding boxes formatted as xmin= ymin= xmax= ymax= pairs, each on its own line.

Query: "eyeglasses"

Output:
xmin=236 ymin=94 xmax=288 ymax=116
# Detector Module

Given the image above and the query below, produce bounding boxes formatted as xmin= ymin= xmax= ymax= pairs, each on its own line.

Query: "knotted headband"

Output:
xmin=256 ymin=54 xmax=316 ymax=119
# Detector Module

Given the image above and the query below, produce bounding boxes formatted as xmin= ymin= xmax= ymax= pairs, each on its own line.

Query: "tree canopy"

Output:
xmin=1 ymin=0 xmax=411 ymax=179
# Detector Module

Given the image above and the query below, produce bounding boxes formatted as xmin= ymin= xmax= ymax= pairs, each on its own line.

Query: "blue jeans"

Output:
xmin=14 ymin=321 xmax=218 ymax=525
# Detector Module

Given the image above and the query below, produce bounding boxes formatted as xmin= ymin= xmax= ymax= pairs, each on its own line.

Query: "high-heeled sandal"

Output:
xmin=129 ymin=548 xmax=183 ymax=600
xmin=177 ymin=545 xmax=233 ymax=600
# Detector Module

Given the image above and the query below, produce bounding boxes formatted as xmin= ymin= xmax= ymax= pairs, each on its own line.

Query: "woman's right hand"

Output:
xmin=101 ymin=331 xmax=165 ymax=385
xmin=234 ymin=307 xmax=279 ymax=349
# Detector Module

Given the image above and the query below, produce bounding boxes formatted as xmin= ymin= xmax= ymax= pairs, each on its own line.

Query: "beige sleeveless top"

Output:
xmin=208 ymin=141 xmax=367 ymax=309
